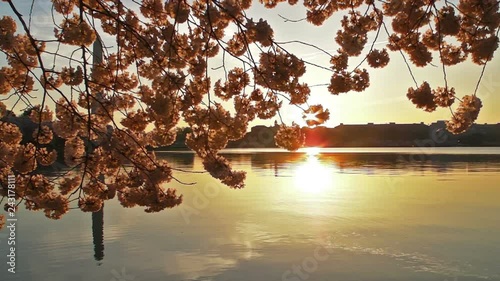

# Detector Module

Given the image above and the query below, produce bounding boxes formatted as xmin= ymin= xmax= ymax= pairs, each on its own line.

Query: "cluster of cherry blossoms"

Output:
xmin=275 ymin=122 xmax=306 ymax=151
xmin=0 ymin=0 xmax=498 ymax=221
xmin=446 ymin=95 xmax=483 ymax=134
xmin=323 ymin=0 xmax=497 ymax=134
xmin=0 ymin=214 xmax=5 ymax=230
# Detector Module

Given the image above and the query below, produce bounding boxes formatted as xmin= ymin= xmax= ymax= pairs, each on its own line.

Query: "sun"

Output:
xmin=294 ymin=153 xmax=331 ymax=194
xmin=302 ymin=147 xmax=321 ymax=156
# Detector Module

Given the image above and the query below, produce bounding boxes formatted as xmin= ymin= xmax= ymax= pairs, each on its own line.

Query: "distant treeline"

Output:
xmin=302 ymin=122 xmax=500 ymax=147
xmin=166 ymin=122 xmax=500 ymax=150
xmin=4 ymin=109 xmax=500 ymax=152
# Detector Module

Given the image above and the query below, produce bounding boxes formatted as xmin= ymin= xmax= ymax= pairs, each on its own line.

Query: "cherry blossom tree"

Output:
xmin=0 ymin=0 xmax=498 ymax=224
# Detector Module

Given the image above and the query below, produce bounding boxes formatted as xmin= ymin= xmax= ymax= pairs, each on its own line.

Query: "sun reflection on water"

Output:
xmin=294 ymin=149 xmax=333 ymax=194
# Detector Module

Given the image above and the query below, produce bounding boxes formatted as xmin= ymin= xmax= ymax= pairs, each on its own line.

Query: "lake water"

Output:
xmin=2 ymin=148 xmax=500 ymax=281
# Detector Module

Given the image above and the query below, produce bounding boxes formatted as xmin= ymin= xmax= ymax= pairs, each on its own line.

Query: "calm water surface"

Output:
xmin=2 ymin=148 xmax=500 ymax=281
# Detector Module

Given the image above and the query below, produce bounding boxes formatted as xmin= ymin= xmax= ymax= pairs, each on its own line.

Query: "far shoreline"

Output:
xmin=155 ymin=146 xmax=500 ymax=155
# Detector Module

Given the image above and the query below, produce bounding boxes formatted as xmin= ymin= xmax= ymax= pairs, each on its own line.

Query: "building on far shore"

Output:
xmin=4 ymin=110 xmax=499 ymax=149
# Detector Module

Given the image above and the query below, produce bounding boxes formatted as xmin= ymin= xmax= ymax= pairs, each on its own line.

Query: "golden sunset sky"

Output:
xmin=1 ymin=0 xmax=499 ymax=128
